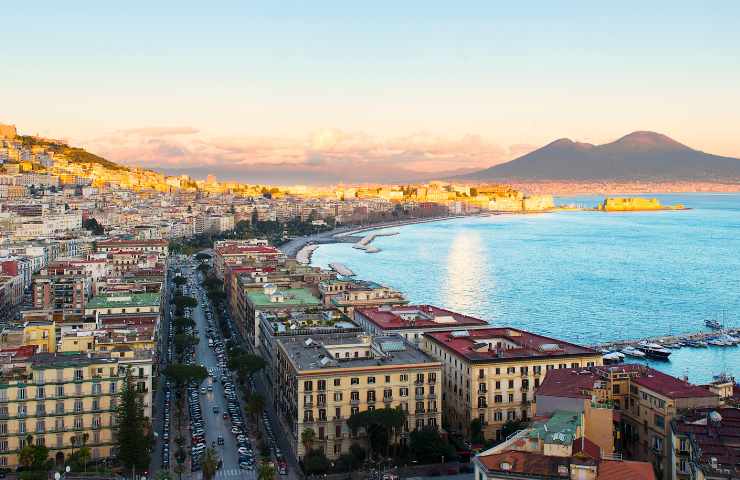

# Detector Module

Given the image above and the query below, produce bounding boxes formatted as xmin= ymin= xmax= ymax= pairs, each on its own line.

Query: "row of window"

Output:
xmin=476 ymin=362 xmax=595 ymax=379
xmin=0 ymin=382 xmax=117 ymax=402
xmin=303 ymin=401 xmax=439 ymax=422
xmin=0 ymin=398 xmax=116 ymax=418
xmin=0 ymin=415 xmax=109 ymax=438
xmin=303 ymin=373 xmax=437 ymax=391
xmin=304 ymin=385 xmax=435 ymax=405
xmin=0 ymin=432 xmax=106 ymax=454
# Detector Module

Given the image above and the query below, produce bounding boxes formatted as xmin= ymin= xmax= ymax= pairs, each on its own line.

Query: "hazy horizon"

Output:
xmin=3 ymin=2 xmax=740 ymax=184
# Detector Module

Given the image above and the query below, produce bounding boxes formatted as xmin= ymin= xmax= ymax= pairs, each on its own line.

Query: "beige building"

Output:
xmin=0 ymin=351 xmax=153 ymax=469
xmin=423 ymin=328 xmax=603 ymax=441
xmin=275 ymin=333 xmax=442 ymax=460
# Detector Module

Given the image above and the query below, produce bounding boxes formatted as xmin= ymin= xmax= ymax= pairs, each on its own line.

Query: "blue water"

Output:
xmin=311 ymin=194 xmax=740 ymax=383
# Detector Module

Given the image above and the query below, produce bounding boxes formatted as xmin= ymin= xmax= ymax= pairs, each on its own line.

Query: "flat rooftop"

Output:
xmin=247 ymin=288 xmax=321 ymax=308
xmin=86 ymin=292 xmax=161 ymax=309
xmin=356 ymin=305 xmax=487 ymax=330
xmin=425 ymin=327 xmax=599 ymax=363
xmin=278 ymin=333 xmax=438 ymax=372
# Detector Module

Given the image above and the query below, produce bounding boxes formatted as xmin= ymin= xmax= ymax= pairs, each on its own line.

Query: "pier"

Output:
xmin=590 ymin=327 xmax=740 ymax=352
xmin=352 ymin=231 xmax=399 ymax=253
xmin=328 ymin=262 xmax=355 ymax=276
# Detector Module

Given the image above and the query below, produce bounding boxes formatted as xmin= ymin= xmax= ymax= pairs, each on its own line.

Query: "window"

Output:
xmin=350 ymin=391 xmax=359 ymax=401
xmin=385 ymin=375 xmax=391 ymax=383
xmin=35 ymin=403 xmax=45 ymax=416
xmin=56 ymin=385 xmax=64 ymax=397
xmin=520 ymin=366 xmax=528 ymax=375
xmin=109 ymin=382 xmax=117 ymax=394
xmin=415 ymin=386 xmax=424 ymax=396
xmin=17 ymin=405 xmax=27 ymax=417
xmin=655 ymin=414 xmax=665 ymax=429
xmin=333 ymin=378 xmax=341 ymax=386
xmin=367 ymin=376 xmax=376 ymax=384
xmin=335 ymin=407 xmax=341 ymax=419
xmin=494 ymin=395 xmax=503 ymax=403
xmin=18 ymin=421 xmax=26 ymax=434
xmin=384 ymin=389 xmax=392 ymax=399
xmin=399 ymin=388 xmax=408 ymax=397
xmin=317 ymin=380 xmax=326 ymax=391
xmin=93 ymin=416 xmax=102 ymax=429
xmin=0 ymin=440 xmax=8 ymax=452
xmin=74 ymin=399 xmax=83 ymax=413
xmin=35 ymin=420 xmax=45 ymax=433
xmin=400 ymin=374 xmax=408 ymax=382
xmin=478 ymin=397 xmax=487 ymax=408
xmin=0 ymin=423 xmax=6 ymax=435
xmin=367 ymin=391 xmax=376 ymax=402
xmin=571 ymin=362 xmax=579 ymax=368
xmin=533 ymin=366 xmax=542 ymax=375
xmin=429 ymin=373 xmax=436 ymax=382
xmin=416 ymin=373 xmax=424 ymax=383
xmin=495 ymin=381 xmax=501 ymax=389
xmin=508 ymin=393 xmax=514 ymax=402
xmin=304 ymin=395 xmax=313 ymax=406
xmin=304 ymin=381 xmax=313 ymax=392
xmin=506 ymin=367 xmax=515 ymax=374
xmin=55 ymin=418 xmax=64 ymax=432
xmin=613 ymin=384 xmax=620 ymax=394
xmin=74 ymin=369 xmax=84 ymax=381
xmin=350 ymin=378 xmax=359 ymax=385
xmin=36 ymin=387 xmax=45 ymax=399
xmin=508 ymin=380 xmax=514 ymax=389
xmin=17 ymin=388 xmax=26 ymax=400
xmin=415 ymin=418 xmax=425 ymax=429
xmin=334 ymin=392 xmax=342 ymax=402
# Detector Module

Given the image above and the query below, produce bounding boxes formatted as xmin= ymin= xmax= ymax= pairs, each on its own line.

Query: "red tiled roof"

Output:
xmin=598 ymin=459 xmax=655 ymax=480
xmin=673 ymin=407 xmax=740 ymax=473
xmin=573 ymin=437 xmax=601 ymax=459
xmin=536 ymin=368 xmax=599 ymax=399
xmin=633 ymin=369 xmax=718 ymax=399
xmin=215 ymin=245 xmax=280 ymax=255
xmin=426 ymin=327 xmax=598 ymax=363
xmin=98 ymin=239 xmax=167 ymax=246
xmin=356 ymin=305 xmax=488 ymax=331
xmin=478 ymin=451 xmax=569 ymax=477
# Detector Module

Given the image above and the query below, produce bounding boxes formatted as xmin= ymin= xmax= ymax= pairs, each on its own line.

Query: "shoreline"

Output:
xmin=287 ymin=214 xmax=481 ymax=263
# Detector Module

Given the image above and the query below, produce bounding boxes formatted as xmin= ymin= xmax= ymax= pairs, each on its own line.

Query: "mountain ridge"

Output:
xmin=461 ymin=131 xmax=740 ymax=181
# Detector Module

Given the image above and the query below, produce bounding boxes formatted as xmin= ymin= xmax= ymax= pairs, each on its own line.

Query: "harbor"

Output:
xmin=590 ymin=325 xmax=740 ymax=364
xmin=351 ymin=231 xmax=399 ymax=253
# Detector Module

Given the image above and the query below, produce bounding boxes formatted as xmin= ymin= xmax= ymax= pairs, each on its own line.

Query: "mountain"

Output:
xmin=461 ymin=131 xmax=740 ymax=181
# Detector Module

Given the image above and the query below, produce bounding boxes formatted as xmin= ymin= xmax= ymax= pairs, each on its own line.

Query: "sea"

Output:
xmin=311 ymin=193 xmax=740 ymax=384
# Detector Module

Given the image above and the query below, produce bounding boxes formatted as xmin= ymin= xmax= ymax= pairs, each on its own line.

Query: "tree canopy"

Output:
xmin=115 ymin=371 xmax=151 ymax=473
xmin=347 ymin=407 xmax=406 ymax=457
xmin=409 ymin=427 xmax=456 ymax=464
xmin=163 ymin=363 xmax=208 ymax=387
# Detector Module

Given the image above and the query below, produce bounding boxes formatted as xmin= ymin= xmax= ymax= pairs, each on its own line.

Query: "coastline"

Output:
xmin=286 ymin=214 xmax=480 ymax=263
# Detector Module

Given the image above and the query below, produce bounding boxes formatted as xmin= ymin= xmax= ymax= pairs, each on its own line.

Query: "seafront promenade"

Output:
xmin=281 ymin=213 xmax=475 ymax=260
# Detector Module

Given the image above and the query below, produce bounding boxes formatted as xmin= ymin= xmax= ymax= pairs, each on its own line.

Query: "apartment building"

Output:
xmin=213 ymin=241 xmax=284 ymax=279
xmin=669 ymin=407 xmax=739 ymax=480
xmin=319 ymin=279 xmax=408 ymax=317
xmin=0 ymin=351 xmax=152 ymax=469
xmin=354 ymin=304 xmax=489 ymax=346
xmin=422 ymin=328 xmax=602 ymax=441
xmin=242 ymin=285 xmax=321 ymax=350
xmin=95 ymin=239 xmax=168 ymax=257
xmin=274 ymin=333 xmax=442 ymax=460
xmin=32 ymin=274 xmax=91 ymax=311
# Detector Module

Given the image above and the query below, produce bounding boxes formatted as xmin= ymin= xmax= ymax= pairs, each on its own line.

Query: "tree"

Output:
xmin=301 ymin=427 xmax=316 ymax=453
xmin=174 ymin=295 xmax=198 ymax=310
xmin=202 ymin=447 xmax=220 ymax=480
xmin=470 ymin=418 xmax=485 ymax=444
xmin=18 ymin=434 xmax=51 ymax=472
xmin=163 ymin=363 xmax=208 ymax=388
xmin=116 ymin=370 xmax=151 ymax=473
xmin=154 ymin=471 xmax=173 ymax=480
xmin=247 ymin=394 xmax=266 ymax=421
xmin=82 ymin=217 xmax=104 ymax=235
xmin=500 ymin=419 xmax=527 ymax=441
xmin=173 ymin=276 xmax=187 ymax=287
xmin=347 ymin=407 xmax=406 ymax=457
xmin=303 ymin=449 xmax=330 ymax=475
xmin=409 ymin=427 xmax=456 ymax=464
xmin=195 ymin=252 xmax=212 ymax=261
xmin=258 ymin=461 xmax=276 ymax=480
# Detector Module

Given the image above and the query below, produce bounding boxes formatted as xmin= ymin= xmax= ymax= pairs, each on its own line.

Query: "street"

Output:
xmin=189 ymin=278 xmax=256 ymax=480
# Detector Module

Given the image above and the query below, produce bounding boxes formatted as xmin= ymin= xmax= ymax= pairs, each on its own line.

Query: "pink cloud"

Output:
xmin=83 ymin=127 xmax=523 ymax=184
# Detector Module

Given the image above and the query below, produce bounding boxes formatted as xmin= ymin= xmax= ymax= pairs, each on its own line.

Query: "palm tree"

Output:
xmin=201 ymin=447 xmax=219 ymax=480
xmin=81 ymin=433 xmax=90 ymax=473
xmin=258 ymin=461 xmax=276 ymax=480
xmin=18 ymin=435 xmax=35 ymax=469
xmin=301 ymin=427 xmax=316 ymax=454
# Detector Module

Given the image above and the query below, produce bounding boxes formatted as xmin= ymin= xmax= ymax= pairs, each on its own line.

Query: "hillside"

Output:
xmin=17 ymin=135 xmax=129 ymax=171
xmin=461 ymin=131 xmax=740 ymax=181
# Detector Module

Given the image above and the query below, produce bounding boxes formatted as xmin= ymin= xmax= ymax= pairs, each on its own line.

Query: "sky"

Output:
xmin=2 ymin=1 xmax=740 ymax=184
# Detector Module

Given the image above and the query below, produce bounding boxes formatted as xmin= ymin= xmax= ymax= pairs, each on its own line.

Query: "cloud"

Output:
xmin=83 ymin=128 xmax=523 ymax=184
xmin=118 ymin=126 xmax=200 ymax=137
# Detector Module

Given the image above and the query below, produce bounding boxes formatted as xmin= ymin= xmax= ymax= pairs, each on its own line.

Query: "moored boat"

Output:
xmin=705 ymin=319 xmax=723 ymax=330
xmin=621 ymin=346 xmax=646 ymax=358
xmin=637 ymin=342 xmax=672 ymax=360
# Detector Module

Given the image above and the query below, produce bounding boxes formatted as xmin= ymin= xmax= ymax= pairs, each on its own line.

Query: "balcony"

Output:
xmin=428 ymin=393 xmax=437 ymax=400
xmin=350 ymin=398 xmax=360 ymax=406
xmin=383 ymin=397 xmax=393 ymax=403
xmin=415 ymin=394 xmax=425 ymax=400
xmin=414 ymin=380 xmax=424 ymax=386
xmin=367 ymin=398 xmax=376 ymax=405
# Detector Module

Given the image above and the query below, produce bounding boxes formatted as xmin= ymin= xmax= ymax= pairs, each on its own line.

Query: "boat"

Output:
xmin=684 ymin=340 xmax=708 ymax=348
xmin=603 ymin=352 xmax=625 ymax=365
xmin=621 ymin=346 xmax=646 ymax=358
xmin=705 ymin=319 xmax=723 ymax=330
xmin=637 ymin=342 xmax=672 ymax=360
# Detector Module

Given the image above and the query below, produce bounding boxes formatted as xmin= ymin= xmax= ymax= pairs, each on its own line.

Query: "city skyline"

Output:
xmin=3 ymin=2 xmax=740 ymax=183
